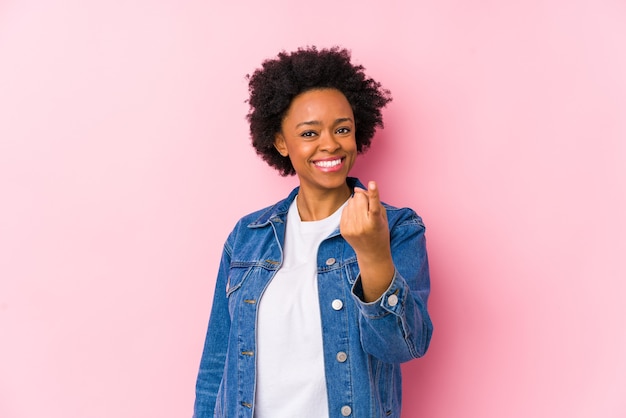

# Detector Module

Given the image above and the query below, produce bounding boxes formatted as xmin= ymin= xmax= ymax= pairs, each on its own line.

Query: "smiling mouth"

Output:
xmin=313 ymin=158 xmax=343 ymax=168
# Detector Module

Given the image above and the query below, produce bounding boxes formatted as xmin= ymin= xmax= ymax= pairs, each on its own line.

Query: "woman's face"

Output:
xmin=274 ymin=88 xmax=357 ymax=195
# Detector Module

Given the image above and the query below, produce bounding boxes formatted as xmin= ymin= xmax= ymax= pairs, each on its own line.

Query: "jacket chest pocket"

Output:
xmin=226 ymin=266 xmax=250 ymax=297
xmin=226 ymin=264 xmax=275 ymax=318
xmin=226 ymin=266 xmax=253 ymax=317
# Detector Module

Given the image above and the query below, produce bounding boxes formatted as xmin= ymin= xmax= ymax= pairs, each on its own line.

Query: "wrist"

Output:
xmin=358 ymin=260 xmax=395 ymax=303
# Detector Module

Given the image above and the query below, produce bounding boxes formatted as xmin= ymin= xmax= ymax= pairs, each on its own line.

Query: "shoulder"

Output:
xmin=225 ymin=195 xmax=292 ymax=240
xmin=236 ymin=203 xmax=280 ymax=226
xmin=382 ymin=202 xmax=426 ymax=231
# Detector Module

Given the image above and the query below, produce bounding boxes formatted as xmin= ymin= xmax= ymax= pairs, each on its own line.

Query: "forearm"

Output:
xmin=355 ymin=249 xmax=395 ymax=302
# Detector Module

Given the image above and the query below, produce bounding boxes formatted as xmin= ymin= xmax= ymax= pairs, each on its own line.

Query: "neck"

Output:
xmin=296 ymin=184 xmax=351 ymax=221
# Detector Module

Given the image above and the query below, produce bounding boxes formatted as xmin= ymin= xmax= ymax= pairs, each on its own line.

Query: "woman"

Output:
xmin=194 ymin=46 xmax=433 ymax=418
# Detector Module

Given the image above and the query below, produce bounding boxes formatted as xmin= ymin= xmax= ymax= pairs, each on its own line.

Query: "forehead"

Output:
xmin=284 ymin=88 xmax=353 ymax=120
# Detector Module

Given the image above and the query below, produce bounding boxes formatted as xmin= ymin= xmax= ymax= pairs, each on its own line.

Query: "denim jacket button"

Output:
xmin=387 ymin=294 xmax=399 ymax=307
xmin=331 ymin=299 xmax=343 ymax=310
xmin=336 ymin=351 xmax=348 ymax=362
xmin=341 ymin=405 xmax=352 ymax=416
xmin=325 ymin=257 xmax=336 ymax=266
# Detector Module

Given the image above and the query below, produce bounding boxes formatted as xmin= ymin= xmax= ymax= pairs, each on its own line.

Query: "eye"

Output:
xmin=336 ymin=127 xmax=351 ymax=134
xmin=300 ymin=131 xmax=317 ymax=138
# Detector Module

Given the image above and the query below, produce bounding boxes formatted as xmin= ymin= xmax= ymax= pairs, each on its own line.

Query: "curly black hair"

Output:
xmin=246 ymin=46 xmax=392 ymax=176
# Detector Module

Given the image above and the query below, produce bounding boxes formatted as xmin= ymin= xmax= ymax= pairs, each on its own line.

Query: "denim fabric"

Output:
xmin=194 ymin=178 xmax=433 ymax=418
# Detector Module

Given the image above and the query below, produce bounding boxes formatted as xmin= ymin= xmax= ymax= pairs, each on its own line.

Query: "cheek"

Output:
xmin=287 ymin=143 xmax=314 ymax=161
xmin=345 ymin=136 xmax=358 ymax=153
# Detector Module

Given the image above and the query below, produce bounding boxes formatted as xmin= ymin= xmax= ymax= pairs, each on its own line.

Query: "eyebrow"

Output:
xmin=295 ymin=117 xmax=354 ymax=129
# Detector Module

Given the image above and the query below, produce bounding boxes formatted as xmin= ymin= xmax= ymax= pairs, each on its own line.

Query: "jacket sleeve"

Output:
xmin=350 ymin=208 xmax=433 ymax=363
xmin=193 ymin=241 xmax=232 ymax=417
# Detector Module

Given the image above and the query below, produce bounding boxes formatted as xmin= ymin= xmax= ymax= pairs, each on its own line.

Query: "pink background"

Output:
xmin=1 ymin=1 xmax=625 ymax=417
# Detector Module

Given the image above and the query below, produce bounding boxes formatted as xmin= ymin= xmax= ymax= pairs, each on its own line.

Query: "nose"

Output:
xmin=319 ymin=130 xmax=341 ymax=152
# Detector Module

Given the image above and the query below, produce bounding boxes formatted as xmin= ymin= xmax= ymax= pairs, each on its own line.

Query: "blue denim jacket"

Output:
xmin=194 ymin=178 xmax=433 ymax=418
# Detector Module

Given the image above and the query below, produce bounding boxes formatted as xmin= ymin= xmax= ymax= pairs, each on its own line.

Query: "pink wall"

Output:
xmin=1 ymin=1 xmax=625 ymax=417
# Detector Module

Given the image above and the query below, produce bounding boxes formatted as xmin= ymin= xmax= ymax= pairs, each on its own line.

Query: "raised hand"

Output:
xmin=340 ymin=181 xmax=395 ymax=302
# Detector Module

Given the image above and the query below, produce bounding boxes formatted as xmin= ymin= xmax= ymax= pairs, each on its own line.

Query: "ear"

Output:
xmin=274 ymin=133 xmax=288 ymax=157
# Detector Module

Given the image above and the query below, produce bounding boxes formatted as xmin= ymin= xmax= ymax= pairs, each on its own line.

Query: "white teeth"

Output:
xmin=315 ymin=159 xmax=341 ymax=168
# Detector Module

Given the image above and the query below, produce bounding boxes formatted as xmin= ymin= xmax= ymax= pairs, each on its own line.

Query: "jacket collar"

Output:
xmin=247 ymin=177 xmax=364 ymax=228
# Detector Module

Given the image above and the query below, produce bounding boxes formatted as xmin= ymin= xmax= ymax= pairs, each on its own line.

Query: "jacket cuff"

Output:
xmin=351 ymin=271 xmax=406 ymax=318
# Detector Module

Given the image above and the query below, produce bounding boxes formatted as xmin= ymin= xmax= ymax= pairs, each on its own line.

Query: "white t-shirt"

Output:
xmin=254 ymin=196 xmax=346 ymax=418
